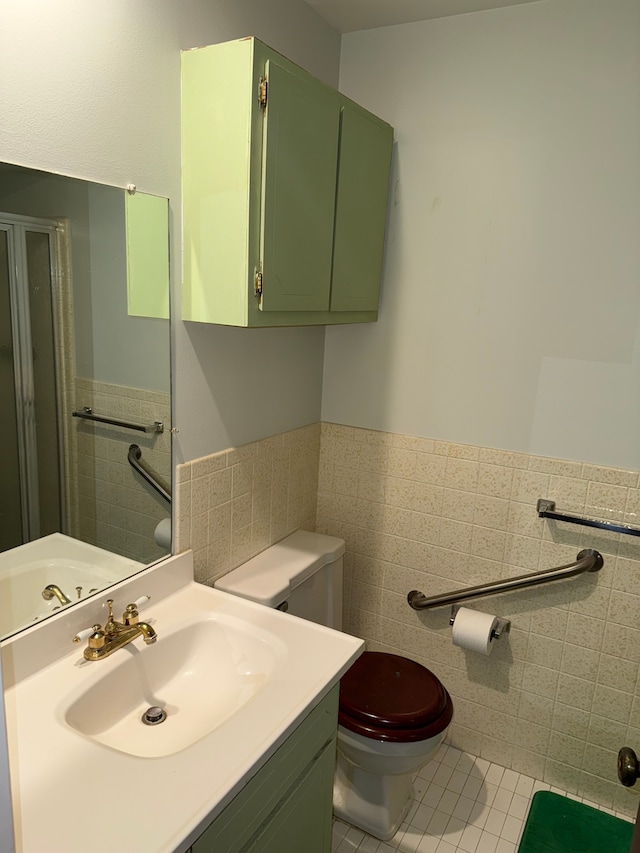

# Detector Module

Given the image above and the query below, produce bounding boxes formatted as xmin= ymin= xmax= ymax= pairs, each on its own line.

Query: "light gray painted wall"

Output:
xmin=0 ymin=0 xmax=341 ymax=462
xmin=0 ymin=171 xmax=170 ymax=392
xmin=0 ymin=167 xmax=94 ymax=373
xmin=86 ymin=183 xmax=170 ymax=391
xmin=0 ymin=0 xmax=340 ymax=837
xmin=323 ymin=0 xmax=640 ymax=470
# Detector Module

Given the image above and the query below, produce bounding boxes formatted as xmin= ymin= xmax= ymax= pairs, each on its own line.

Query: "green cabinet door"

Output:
xmin=243 ymin=741 xmax=335 ymax=853
xmin=330 ymin=103 xmax=394 ymax=312
xmin=260 ymin=60 xmax=340 ymax=313
xmin=191 ymin=687 xmax=339 ymax=853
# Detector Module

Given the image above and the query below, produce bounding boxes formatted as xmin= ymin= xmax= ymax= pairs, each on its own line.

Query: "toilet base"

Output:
xmin=332 ymin=754 xmax=414 ymax=841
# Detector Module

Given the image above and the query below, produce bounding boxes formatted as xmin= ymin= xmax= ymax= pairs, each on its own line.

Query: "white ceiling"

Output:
xmin=304 ymin=0 xmax=543 ymax=33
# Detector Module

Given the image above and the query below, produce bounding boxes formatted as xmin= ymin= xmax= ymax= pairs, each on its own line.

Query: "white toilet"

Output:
xmin=215 ymin=530 xmax=453 ymax=841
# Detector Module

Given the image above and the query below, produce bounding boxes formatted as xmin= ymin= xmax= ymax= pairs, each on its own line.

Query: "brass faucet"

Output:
xmin=76 ymin=599 xmax=157 ymax=661
xmin=42 ymin=583 xmax=72 ymax=606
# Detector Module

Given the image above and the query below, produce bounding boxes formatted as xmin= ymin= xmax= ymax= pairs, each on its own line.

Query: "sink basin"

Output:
xmin=61 ymin=614 xmax=286 ymax=757
xmin=4 ymin=557 xmax=364 ymax=853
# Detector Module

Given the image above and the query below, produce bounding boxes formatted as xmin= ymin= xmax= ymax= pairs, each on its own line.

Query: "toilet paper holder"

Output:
xmin=449 ymin=606 xmax=511 ymax=640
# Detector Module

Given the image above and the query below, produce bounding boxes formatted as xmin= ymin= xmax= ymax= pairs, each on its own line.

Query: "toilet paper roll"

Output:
xmin=154 ymin=517 xmax=172 ymax=550
xmin=451 ymin=607 xmax=499 ymax=655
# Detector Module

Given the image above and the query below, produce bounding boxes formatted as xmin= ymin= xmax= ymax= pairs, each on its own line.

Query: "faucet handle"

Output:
xmin=123 ymin=603 xmax=139 ymax=626
xmin=123 ymin=596 xmax=151 ymax=626
xmin=73 ymin=624 xmax=102 ymax=644
xmin=87 ymin=627 xmax=106 ymax=651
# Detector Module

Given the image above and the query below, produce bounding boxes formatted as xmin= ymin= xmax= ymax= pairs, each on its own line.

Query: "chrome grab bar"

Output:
xmin=128 ymin=444 xmax=171 ymax=504
xmin=537 ymin=498 xmax=640 ymax=538
xmin=407 ymin=549 xmax=603 ymax=611
xmin=72 ymin=406 xmax=164 ymax=434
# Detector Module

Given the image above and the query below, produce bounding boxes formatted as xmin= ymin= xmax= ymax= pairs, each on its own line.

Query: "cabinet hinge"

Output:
xmin=254 ymin=268 xmax=263 ymax=298
xmin=258 ymin=76 xmax=268 ymax=109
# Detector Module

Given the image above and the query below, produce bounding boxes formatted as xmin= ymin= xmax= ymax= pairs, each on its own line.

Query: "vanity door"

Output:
xmin=242 ymin=741 xmax=335 ymax=853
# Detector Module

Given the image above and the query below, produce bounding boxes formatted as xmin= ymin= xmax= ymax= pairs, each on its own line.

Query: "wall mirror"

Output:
xmin=0 ymin=162 xmax=171 ymax=641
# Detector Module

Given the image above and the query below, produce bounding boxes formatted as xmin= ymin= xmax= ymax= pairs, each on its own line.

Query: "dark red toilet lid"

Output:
xmin=339 ymin=651 xmax=448 ymax=729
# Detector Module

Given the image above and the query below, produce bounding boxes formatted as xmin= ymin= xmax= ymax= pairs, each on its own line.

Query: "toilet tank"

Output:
xmin=214 ymin=530 xmax=344 ymax=630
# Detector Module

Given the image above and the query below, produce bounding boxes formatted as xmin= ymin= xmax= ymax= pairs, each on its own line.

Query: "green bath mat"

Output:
xmin=518 ymin=791 xmax=633 ymax=853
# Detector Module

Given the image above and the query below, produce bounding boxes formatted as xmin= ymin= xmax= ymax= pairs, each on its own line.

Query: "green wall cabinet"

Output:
xmin=182 ymin=37 xmax=394 ymax=327
xmin=190 ymin=686 xmax=338 ymax=853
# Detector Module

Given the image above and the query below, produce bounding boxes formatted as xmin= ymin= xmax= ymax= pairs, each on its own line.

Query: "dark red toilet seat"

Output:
xmin=338 ymin=652 xmax=454 ymax=742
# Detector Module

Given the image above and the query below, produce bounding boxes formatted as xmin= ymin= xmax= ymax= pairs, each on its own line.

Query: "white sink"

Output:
xmin=3 ymin=553 xmax=363 ymax=853
xmin=61 ymin=615 xmax=286 ymax=757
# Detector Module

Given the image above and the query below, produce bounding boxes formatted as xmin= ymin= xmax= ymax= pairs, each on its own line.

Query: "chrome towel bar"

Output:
xmin=537 ymin=498 xmax=640 ymax=538
xmin=407 ymin=548 xmax=603 ymax=611
xmin=128 ymin=444 xmax=171 ymax=504
xmin=72 ymin=406 xmax=164 ymax=434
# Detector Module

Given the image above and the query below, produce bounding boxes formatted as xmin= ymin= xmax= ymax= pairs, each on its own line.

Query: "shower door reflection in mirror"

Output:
xmin=0 ymin=164 xmax=171 ymax=640
xmin=1 ymin=216 xmax=63 ymax=553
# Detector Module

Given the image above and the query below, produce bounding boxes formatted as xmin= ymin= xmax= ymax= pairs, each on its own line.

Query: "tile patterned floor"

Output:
xmin=332 ymin=744 xmax=632 ymax=853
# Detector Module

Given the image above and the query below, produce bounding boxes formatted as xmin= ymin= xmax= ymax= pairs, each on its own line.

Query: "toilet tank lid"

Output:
xmin=214 ymin=530 xmax=345 ymax=607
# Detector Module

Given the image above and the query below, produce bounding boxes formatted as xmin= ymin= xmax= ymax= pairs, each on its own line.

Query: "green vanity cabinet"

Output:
xmin=190 ymin=686 xmax=338 ymax=853
xmin=181 ymin=37 xmax=393 ymax=327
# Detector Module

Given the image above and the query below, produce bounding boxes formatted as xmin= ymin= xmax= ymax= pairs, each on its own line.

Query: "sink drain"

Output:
xmin=141 ymin=705 xmax=167 ymax=726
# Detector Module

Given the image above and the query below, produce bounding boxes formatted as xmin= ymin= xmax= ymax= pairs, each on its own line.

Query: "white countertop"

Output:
xmin=2 ymin=552 xmax=363 ymax=853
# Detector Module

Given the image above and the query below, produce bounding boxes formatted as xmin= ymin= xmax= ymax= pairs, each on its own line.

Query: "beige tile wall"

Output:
xmin=316 ymin=423 xmax=640 ymax=816
xmin=73 ymin=379 xmax=171 ymax=563
xmin=176 ymin=419 xmax=640 ymax=815
xmin=174 ymin=423 xmax=320 ymax=586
